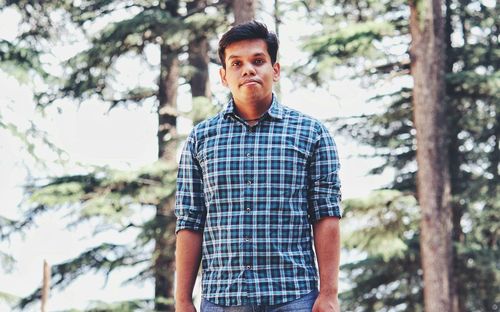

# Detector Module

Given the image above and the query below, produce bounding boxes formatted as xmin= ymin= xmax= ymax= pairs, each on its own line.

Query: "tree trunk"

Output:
xmin=409 ymin=0 xmax=454 ymax=311
xmin=154 ymin=2 xmax=179 ymax=311
xmin=447 ymin=100 xmax=466 ymax=312
xmin=187 ymin=0 xmax=211 ymax=98
xmin=443 ymin=0 xmax=465 ymax=311
xmin=232 ymin=0 xmax=256 ymax=24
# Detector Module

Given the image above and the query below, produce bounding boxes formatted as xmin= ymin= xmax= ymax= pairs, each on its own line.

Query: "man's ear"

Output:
xmin=273 ymin=62 xmax=281 ymax=82
xmin=219 ymin=67 xmax=228 ymax=86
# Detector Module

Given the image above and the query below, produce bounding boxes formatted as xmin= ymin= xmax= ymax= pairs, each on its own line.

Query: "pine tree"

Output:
xmin=2 ymin=1 xmax=226 ymax=310
xmin=295 ymin=0 xmax=499 ymax=310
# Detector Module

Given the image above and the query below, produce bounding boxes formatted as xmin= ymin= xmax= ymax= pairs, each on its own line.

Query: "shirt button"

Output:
xmin=245 ymin=207 xmax=251 ymax=212
xmin=244 ymin=237 xmax=250 ymax=242
xmin=247 ymin=180 xmax=253 ymax=185
xmin=246 ymin=152 xmax=252 ymax=158
xmin=246 ymin=265 xmax=252 ymax=270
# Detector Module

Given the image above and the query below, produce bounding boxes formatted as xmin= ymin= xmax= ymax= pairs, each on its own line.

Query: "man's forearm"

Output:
xmin=175 ymin=229 xmax=203 ymax=304
xmin=313 ymin=216 xmax=340 ymax=295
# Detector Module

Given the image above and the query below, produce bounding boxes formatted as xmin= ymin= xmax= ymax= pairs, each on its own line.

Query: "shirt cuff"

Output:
xmin=309 ymin=198 xmax=342 ymax=223
xmin=175 ymin=217 xmax=205 ymax=234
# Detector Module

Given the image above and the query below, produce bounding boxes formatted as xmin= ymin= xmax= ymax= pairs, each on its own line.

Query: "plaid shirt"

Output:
xmin=175 ymin=96 xmax=341 ymax=306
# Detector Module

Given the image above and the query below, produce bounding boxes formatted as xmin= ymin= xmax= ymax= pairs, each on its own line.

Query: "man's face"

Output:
xmin=219 ymin=39 xmax=280 ymax=106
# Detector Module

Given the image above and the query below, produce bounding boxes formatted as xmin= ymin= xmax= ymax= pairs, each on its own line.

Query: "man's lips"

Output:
xmin=240 ymin=79 xmax=261 ymax=87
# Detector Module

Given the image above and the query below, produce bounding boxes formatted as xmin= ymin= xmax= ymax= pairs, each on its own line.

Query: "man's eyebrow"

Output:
xmin=227 ymin=52 xmax=267 ymax=60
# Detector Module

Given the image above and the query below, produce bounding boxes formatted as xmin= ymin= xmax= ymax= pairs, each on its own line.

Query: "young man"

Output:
xmin=175 ymin=21 xmax=341 ymax=312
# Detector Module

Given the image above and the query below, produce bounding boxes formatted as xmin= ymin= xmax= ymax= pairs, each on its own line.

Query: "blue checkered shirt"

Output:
xmin=175 ymin=96 xmax=342 ymax=306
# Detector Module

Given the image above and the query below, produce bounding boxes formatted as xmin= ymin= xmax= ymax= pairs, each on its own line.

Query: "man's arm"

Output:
xmin=312 ymin=216 xmax=341 ymax=312
xmin=175 ymin=229 xmax=203 ymax=312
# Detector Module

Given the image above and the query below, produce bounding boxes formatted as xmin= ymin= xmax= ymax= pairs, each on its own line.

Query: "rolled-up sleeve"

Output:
xmin=175 ymin=131 xmax=206 ymax=233
xmin=307 ymin=124 xmax=342 ymax=223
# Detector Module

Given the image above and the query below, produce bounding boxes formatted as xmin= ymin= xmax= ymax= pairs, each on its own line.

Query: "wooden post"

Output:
xmin=41 ymin=260 xmax=50 ymax=312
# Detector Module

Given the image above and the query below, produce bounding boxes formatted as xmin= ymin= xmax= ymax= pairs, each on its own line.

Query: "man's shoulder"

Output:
xmin=190 ymin=111 xmax=225 ymax=137
xmin=280 ymin=104 xmax=329 ymax=135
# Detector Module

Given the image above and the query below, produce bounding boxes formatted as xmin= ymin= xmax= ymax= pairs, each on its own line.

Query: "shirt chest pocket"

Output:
xmin=257 ymin=138 xmax=311 ymax=186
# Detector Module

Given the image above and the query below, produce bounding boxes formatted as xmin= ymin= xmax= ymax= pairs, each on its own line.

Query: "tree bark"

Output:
xmin=187 ymin=0 xmax=211 ymax=98
xmin=154 ymin=2 xmax=180 ymax=311
xmin=232 ymin=0 xmax=257 ymax=24
xmin=409 ymin=0 xmax=454 ymax=311
xmin=443 ymin=1 xmax=464 ymax=311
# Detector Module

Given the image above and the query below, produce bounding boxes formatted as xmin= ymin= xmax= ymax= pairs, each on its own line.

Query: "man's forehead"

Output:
xmin=224 ymin=39 xmax=269 ymax=59
xmin=227 ymin=52 xmax=267 ymax=60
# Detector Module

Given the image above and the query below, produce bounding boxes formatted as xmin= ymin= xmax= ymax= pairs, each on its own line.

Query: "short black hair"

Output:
xmin=218 ymin=20 xmax=279 ymax=68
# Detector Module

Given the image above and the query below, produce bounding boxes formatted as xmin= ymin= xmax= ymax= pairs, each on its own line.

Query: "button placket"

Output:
xmin=242 ymin=124 xmax=255 ymax=277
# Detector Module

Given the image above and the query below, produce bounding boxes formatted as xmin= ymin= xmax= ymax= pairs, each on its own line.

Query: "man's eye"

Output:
xmin=254 ymin=59 xmax=264 ymax=65
xmin=231 ymin=61 xmax=241 ymax=67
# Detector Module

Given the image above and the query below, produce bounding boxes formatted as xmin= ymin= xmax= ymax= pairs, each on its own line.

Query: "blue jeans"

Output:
xmin=200 ymin=289 xmax=319 ymax=312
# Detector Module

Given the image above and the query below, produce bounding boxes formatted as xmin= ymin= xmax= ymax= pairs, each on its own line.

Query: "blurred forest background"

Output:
xmin=0 ymin=0 xmax=498 ymax=311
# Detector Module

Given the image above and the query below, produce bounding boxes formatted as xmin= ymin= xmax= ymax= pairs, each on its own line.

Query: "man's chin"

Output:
xmin=234 ymin=92 xmax=272 ymax=104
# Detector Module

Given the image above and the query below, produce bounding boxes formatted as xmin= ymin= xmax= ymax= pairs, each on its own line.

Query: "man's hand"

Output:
xmin=175 ymin=300 xmax=197 ymax=312
xmin=312 ymin=292 xmax=340 ymax=312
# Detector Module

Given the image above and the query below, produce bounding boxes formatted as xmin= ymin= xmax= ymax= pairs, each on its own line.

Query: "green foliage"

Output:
xmin=299 ymin=0 xmax=499 ymax=310
xmin=0 ymin=111 xmax=68 ymax=168
xmin=10 ymin=159 xmax=180 ymax=309
xmin=295 ymin=0 xmax=409 ymax=83
xmin=343 ymin=190 xmax=419 ymax=261
xmin=447 ymin=70 xmax=500 ymax=98
xmin=0 ymin=290 xmax=18 ymax=307
xmin=0 ymin=39 xmax=48 ymax=82
xmin=302 ymin=21 xmax=395 ymax=82
xmin=0 ymin=216 xmax=19 ymax=274
xmin=340 ymin=190 xmax=424 ymax=311
xmin=0 ymin=214 xmax=17 ymax=237
xmin=29 ymin=181 xmax=85 ymax=206
xmin=188 ymin=96 xmax=221 ymax=126
xmin=23 ymin=161 xmax=177 ymax=228
xmin=340 ymin=243 xmax=423 ymax=312
xmin=17 ymin=243 xmax=149 ymax=309
xmin=0 ymin=249 xmax=15 ymax=273
xmin=16 ymin=162 xmax=178 ymax=309
xmin=49 ymin=1 xmax=224 ymax=107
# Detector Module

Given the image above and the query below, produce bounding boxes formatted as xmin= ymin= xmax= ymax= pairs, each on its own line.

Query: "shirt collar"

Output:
xmin=223 ymin=94 xmax=284 ymax=121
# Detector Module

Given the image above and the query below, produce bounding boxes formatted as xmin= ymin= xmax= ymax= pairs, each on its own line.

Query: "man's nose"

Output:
xmin=242 ymin=62 xmax=256 ymax=76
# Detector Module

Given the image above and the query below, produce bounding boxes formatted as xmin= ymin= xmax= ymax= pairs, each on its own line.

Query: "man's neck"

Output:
xmin=233 ymin=96 xmax=273 ymax=121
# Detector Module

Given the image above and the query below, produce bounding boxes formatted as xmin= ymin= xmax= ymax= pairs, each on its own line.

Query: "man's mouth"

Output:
xmin=240 ymin=79 xmax=260 ymax=87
